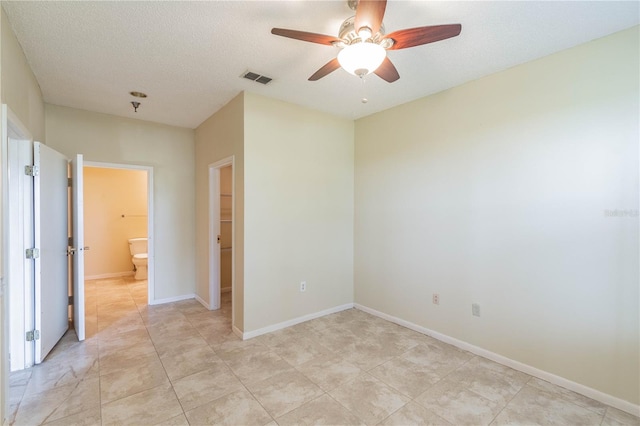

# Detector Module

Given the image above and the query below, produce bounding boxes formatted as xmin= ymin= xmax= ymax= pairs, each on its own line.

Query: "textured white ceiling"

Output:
xmin=2 ymin=1 xmax=638 ymax=129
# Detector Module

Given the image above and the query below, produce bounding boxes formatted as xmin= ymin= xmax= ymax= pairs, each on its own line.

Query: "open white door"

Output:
xmin=33 ymin=142 xmax=70 ymax=363
xmin=71 ymin=155 xmax=85 ymax=341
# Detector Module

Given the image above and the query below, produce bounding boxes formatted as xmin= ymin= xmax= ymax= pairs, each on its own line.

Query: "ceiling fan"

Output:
xmin=271 ymin=0 xmax=462 ymax=83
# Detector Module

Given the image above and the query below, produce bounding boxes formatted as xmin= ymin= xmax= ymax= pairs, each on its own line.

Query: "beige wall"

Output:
xmin=354 ymin=27 xmax=639 ymax=404
xmin=83 ymin=167 xmax=147 ymax=278
xmin=195 ymin=93 xmax=244 ymax=329
xmin=195 ymin=93 xmax=354 ymax=333
xmin=1 ymin=10 xmax=44 ymax=142
xmin=243 ymin=93 xmax=354 ymax=332
xmin=0 ymin=8 xmax=46 ymax=420
xmin=45 ymin=104 xmax=195 ymax=302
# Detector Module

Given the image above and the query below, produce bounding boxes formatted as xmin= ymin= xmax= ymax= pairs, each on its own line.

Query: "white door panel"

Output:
xmin=71 ymin=155 xmax=85 ymax=341
xmin=34 ymin=142 xmax=69 ymax=363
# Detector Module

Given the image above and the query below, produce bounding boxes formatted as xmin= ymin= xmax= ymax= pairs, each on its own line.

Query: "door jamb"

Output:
xmin=208 ymin=156 xmax=234 ymax=318
xmin=1 ymin=105 xmax=33 ymax=423
xmin=83 ymin=161 xmax=155 ymax=303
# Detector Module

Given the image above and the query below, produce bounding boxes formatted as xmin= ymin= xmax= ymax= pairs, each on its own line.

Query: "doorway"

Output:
xmin=2 ymin=106 xmax=87 ymax=421
xmin=2 ymin=107 xmax=35 ymax=377
xmin=208 ymin=157 xmax=234 ymax=324
xmin=2 ymin=106 xmax=32 ymax=423
xmin=5 ymin=140 xmax=85 ymax=364
xmin=83 ymin=162 xmax=153 ymax=335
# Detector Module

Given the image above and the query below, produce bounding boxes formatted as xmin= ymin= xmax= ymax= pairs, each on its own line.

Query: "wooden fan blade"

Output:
xmin=374 ymin=57 xmax=399 ymax=83
xmin=385 ymin=24 xmax=462 ymax=50
xmin=271 ymin=28 xmax=340 ymax=46
xmin=354 ymin=0 xmax=387 ymax=36
xmin=309 ymin=58 xmax=341 ymax=81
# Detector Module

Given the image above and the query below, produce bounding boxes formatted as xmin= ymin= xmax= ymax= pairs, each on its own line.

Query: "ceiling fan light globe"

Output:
xmin=337 ymin=42 xmax=386 ymax=77
xmin=357 ymin=27 xmax=373 ymax=41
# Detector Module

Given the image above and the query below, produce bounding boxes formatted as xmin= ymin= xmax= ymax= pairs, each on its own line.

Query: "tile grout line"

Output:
xmin=368 ymin=343 xmax=445 ymax=425
xmin=214 ymin=335 xmax=278 ymax=424
xmin=95 ymin=280 xmax=108 ymax=426
xmin=94 ymin=277 xmax=175 ymax=423
xmin=132 ymin=279 xmax=188 ymax=424
xmin=166 ymin=295 xmax=242 ymax=422
xmin=486 ymin=375 xmax=533 ymax=425
xmin=323 ymin=390 xmax=367 ymax=425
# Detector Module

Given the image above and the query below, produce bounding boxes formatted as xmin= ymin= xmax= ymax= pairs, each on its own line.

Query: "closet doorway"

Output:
xmin=83 ymin=162 xmax=154 ymax=337
xmin=208 ymin=157 xmax=234 ymax=322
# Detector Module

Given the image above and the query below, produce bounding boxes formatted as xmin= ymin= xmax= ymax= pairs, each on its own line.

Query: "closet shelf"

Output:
xmin=220 ymin=219 xmax=232 ymax=223
xmin=220 ymin=193 xmax=232 ymax=197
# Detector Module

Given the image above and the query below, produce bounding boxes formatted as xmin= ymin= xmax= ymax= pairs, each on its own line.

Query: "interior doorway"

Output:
xmin=208 ymin=157 xmax=234 ymax=322
xmin=2 ymin=105 xmax=87 ymax=421
xmin=2 ymin=106 xmax=31 ymax=423
xmin=2 ymin=117 xmax=80 ymax=371
xmin=83 ymin=162 xmax=153 ymax=336
xmin=2 ymin=107 xmax=35 ymax=380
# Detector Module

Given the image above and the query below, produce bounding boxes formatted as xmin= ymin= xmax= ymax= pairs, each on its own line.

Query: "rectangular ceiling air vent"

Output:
xmin=241 ymin=71 xmax=273 ymax=85
xmin=255 ymin=76 xmax=272 ymax=85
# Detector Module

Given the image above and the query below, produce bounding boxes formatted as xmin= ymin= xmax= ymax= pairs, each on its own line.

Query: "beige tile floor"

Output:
xmin=8 ymin=277 xmax=640 ymax=425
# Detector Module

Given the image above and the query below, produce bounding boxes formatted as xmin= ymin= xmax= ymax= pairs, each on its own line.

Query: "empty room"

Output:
xmin=0 ymin=1 xmax=638 ymax=425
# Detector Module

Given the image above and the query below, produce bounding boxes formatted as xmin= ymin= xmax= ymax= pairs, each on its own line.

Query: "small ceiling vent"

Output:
xmin=241 ymin=71 xmax=273 ymax=85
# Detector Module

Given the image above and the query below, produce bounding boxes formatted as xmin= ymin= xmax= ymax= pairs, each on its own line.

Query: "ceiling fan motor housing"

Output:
xmin=338 ymin=16 xmax=387 ymax=46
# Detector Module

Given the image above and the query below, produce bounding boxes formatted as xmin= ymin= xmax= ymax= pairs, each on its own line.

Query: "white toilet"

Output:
xmin=128 ymin=238 xmax=148 ymax=280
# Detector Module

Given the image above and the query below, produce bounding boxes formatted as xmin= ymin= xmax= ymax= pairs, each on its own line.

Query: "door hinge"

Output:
xmin=68 ymin=295 xmax=74 ymax=305
xmin=25 ymin=248 xmax=40 ymax=259
xmin=68 ymin=236 xmax=73 ymax=246
xmin=25 ymin=165 xmax=39 ymax=177
xmin=26 ymin=330 xmax=40 ymax=342
xmin=68 ymin=177 xmax=72 ymax=187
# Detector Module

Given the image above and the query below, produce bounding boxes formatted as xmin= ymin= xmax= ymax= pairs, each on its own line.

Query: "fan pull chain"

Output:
xmin=360 ymin=74 xmax=368 ymax=104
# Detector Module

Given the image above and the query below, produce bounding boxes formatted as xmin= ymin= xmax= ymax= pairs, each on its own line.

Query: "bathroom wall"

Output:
xmin=83 ymin=167 xmax=148 ymax=279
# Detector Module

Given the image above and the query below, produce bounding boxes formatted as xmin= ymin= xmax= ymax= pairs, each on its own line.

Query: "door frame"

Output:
xmin=84 ymin=161 xmax=155 ymax=303
xmin=1 ymin=105 xmax=34 ymax=422
xmin=5 ymin=118 xmax=34 ymax=371
xmin=208 ymin=156 xmax=234 ymax=317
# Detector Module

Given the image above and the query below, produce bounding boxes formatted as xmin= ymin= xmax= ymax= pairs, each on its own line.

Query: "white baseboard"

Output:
xmin=354 ymin=303 xmax=640 ymax=417
xmin=85 ymin=271 xmax=134 ymax=280
xmin=241 ymin=303 xmax=355 ymax=340
xmin=195 ymin=294 xmax=211 ymax=309
xmin=221 ymin=286 xmax=232 ymax=293
xmin=149 ymin=293 xmax=195 ymax=306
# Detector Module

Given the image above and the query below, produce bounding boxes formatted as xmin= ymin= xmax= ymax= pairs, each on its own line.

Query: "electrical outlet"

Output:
xmin=432 ymin=293 xmax=440 ymax=305
xmin=300 ymin=281 xmax=307 ymax=292
xmin=472 ymin=303 xmax=480 ymax=317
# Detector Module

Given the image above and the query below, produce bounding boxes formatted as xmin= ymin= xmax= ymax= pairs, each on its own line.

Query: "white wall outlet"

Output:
xmin=432 ymin=293 xmax=440 ymax=305
xmin=300 ymin=281 xmax=307 ymax=292
xmin=472 ymin=303 xmax=480 ymax=317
